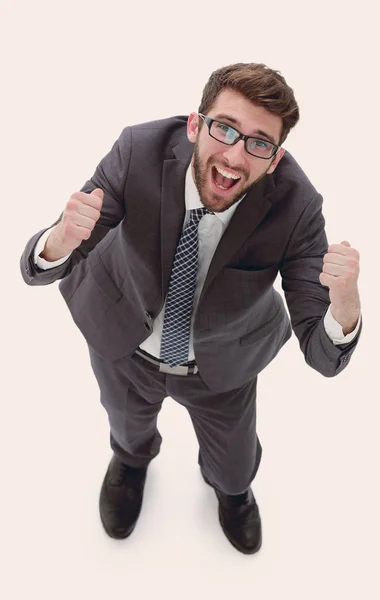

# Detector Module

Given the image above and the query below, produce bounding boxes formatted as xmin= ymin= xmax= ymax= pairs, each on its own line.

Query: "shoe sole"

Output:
xmin=99 ymin=510 xmax=137 ymax=540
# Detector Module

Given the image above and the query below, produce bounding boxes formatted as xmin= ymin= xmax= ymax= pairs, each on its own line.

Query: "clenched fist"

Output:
xmin=319 ymin=240 xmax=361 ymax=334
xmin=40 ymin=188 xmax=104 ymax=261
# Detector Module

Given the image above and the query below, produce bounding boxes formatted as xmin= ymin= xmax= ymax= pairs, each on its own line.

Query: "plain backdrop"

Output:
xmin=2 ymin=0 xmax=379 ymax=598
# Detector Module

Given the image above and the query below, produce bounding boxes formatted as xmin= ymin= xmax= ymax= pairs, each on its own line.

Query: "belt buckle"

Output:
xmin=159 ymin=363 xmax=189 ymax=376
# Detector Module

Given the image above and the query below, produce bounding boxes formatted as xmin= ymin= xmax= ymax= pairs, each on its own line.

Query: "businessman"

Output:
xmin=20 ymin=63 xmax=362 ymax=554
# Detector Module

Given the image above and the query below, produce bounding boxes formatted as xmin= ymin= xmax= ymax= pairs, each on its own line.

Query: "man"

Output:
xmin=20 ymin=63 xmax=362 ymax=555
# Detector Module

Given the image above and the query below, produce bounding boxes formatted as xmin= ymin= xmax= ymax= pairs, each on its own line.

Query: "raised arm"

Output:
xmin=20 ymin=126 xmax=132 ymax=286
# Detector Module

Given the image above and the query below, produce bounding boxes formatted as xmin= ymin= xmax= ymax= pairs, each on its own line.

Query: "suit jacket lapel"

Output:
xmin=160 ymin=137 xmax=193 ymax=300
xmin=200 ymin=174 xmax=275 ymax=300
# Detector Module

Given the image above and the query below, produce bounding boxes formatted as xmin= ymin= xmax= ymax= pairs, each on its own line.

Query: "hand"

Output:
xmin=319 ymin=241 xmax=361 ymax=334
xmin=41 ymin=188 xmax=104 ymax=260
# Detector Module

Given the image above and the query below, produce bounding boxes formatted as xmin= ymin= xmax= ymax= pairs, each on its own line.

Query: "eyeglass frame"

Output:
xmin=198 ymin=113 xmax=281 ymax=160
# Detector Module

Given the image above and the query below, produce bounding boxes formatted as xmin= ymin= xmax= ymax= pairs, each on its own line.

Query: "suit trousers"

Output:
xmin=88 ymin=346 xmax=262 ymax=495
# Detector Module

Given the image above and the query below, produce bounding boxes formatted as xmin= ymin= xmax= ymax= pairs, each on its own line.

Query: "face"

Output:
xmin=187 ymin=89 xmax=285 ymax=212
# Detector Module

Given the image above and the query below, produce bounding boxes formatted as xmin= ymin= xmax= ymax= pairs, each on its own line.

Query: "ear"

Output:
xmin=187 ymin=112 xmax=200 ymax=143
xmin=267 ymin=148 xmax=285 ymax=174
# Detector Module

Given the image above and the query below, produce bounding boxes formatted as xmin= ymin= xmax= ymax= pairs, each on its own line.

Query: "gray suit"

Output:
xmin=20 ymin=116 xmax=362 ymax=493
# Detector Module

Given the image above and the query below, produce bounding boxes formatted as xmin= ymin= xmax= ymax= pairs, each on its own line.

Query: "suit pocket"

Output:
xmin=62 ymin=254 xmax=122 ymax=333
xmin=89 ymin=254 xmax=122 ymax=303
xmin=222 ymin=265 xmax=278 ymax=289
xmin=221 ymin=264 xmax=278 ymax=308
xmin=222 ymin=264 xmax=278 ymax=281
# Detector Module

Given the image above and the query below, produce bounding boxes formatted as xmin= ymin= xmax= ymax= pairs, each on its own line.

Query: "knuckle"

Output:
xmin=70 ymin=192 xmax=83 ymax=203
xmin=347 ymin=257 xmax=357 ymax=266
xmin=64 ymin=211 xmax=74 ymax=224
xmin=66 ymin=198 xmax=78 ymax=211
xmin=349 ymin=248 xmax=359 ymax=260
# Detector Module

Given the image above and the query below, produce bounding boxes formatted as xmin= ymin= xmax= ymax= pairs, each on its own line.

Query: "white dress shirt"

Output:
xmin=34 ymin=165 xmax=361 ymax=359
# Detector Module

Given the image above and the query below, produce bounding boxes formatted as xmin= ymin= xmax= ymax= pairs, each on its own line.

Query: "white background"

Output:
xmin=2 ymin=0 xmax=379 ymax=598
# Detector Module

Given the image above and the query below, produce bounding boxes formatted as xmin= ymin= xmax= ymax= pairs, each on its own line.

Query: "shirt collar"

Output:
xmin=185 ymin=163 xmax=245 ymax=224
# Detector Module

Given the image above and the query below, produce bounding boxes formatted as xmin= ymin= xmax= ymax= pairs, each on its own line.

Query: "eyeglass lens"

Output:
xmin=210 ymin=121 xmax=275 ymax=158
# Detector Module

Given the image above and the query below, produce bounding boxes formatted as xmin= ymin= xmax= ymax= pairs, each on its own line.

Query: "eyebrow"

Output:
xmin=213 ymin=113 xmax=278 ymax=146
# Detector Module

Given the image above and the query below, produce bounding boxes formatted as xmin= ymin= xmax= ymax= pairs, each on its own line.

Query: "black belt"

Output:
xmin=134 ymin=347 xmax=198 ymax=376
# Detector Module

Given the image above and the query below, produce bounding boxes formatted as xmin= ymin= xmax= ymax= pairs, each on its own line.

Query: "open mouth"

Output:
xmin=211 ymin=166 xmax=241 ymax=193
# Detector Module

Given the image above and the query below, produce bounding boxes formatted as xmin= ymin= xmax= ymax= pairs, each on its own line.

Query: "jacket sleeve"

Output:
xmin=20 ymin=126 xmax=132 ymax=286
xmin=279 ymin=192 xmax=362 ymax=377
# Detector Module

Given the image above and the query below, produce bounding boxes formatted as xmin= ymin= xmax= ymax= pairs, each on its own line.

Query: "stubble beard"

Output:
xmin=192 ymin=141 xmax=270 ymax=213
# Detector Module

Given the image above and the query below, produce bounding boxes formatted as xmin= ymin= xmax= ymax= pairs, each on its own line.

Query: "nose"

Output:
xmin=221 ymin=139 xmax=247 ymax=168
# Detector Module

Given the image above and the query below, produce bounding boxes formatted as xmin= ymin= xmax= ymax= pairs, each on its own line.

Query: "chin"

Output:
xmin=201 ymin=193 xmax=241 ymax=213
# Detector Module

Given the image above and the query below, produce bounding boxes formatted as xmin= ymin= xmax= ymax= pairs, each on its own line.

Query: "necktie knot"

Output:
xmin=189 ymin=207 xmax=212 ymax=224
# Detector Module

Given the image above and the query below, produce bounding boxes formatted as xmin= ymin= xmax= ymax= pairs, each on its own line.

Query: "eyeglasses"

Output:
xmin=198 ymin=113 xmax=280 ymax=160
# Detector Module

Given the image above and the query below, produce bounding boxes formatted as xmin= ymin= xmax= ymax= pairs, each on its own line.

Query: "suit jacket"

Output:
xmin=20 ymin=116 xmax=362 ymax=392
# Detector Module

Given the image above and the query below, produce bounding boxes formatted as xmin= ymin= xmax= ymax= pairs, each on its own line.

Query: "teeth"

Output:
xmin=215 ymin=166 xmax=240 ymax=180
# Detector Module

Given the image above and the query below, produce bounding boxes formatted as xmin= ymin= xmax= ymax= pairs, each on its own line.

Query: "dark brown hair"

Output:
xmin=198 ymin=63 xmax=300 ymax=146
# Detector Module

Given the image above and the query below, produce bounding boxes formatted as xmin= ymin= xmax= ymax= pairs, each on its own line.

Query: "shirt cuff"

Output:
xmin=34 ymin=227 xmax=71 ymax=270
xmin=324 ymin=305 xmax=362 ymax=345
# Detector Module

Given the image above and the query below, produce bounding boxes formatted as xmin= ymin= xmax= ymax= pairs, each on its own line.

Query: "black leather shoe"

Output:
xmin=202 ymin=472 xmax=262 ymax=554
xmin=99 ymin=455 xmax=148 ymax=539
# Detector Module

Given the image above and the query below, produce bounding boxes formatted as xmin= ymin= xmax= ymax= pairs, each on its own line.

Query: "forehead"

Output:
xmin=208 ymin=88 xmax=282 ymax=143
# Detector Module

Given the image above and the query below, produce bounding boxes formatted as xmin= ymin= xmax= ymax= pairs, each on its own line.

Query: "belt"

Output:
xmin=134 ymin=347 xmax=198 ymax=376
